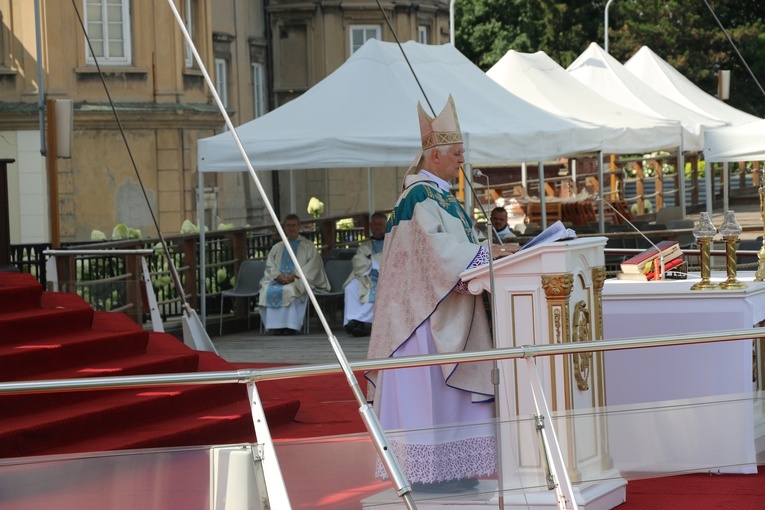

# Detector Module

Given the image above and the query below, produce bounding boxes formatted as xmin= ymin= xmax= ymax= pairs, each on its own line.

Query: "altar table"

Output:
xmin=602 ymin=272 xmax=763 ymax=474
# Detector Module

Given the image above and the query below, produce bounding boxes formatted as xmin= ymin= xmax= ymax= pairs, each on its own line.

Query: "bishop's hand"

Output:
xmin=492 ymin=243 xmax=520 ymax=259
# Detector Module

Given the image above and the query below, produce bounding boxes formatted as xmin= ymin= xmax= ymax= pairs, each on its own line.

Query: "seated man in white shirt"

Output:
xmin=490 ymin=206 xmax=517 ymax=242
xmin=259 ymin=214 xmax=330 ymax=335
xmin=343 ymin=212 xmax=387 ymax=337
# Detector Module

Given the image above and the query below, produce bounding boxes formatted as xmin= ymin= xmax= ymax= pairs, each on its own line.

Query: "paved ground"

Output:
xmin=211 ymin=321 xmax=370 ymax=365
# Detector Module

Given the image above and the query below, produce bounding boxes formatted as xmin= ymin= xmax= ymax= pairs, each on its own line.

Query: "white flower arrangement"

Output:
xmin=336 ymin=218 xmax=354 ymax=230
xmin=307 ymin=197 xmax=324 ymax=219
xmin=180 ymin=220 xmax=199 ymax=234
xmin=111 ymin=224 xmax=142 ymax=240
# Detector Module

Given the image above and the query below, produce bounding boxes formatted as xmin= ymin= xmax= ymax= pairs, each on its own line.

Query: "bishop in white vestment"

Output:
xmin=367 ymin=96 xmax=516 ymax=490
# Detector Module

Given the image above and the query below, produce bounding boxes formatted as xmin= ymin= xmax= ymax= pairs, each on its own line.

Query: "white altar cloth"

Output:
xmin=602 ymin=272 xmax=762 ymax=474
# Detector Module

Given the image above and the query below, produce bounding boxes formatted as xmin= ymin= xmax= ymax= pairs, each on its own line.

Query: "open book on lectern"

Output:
xmin=520 ymin=220 xmax=577 ymax=252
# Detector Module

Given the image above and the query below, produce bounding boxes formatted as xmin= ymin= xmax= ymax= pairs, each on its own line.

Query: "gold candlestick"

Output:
xmin=691 ymin=212 xmax=719 ymax=291
xmin=719 ymin=211 xmax=747 ymax=290
xmin=691 ymin=236 xmax=719 ymax=290
xmin=719 ymin=234 xmax=747 ymax=289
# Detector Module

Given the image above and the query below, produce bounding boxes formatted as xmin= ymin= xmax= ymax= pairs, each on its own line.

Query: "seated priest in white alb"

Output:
xmin=343 ymin=212 xmax=387 ymax=337
xmin=259 ymin=214 xmax=330 ymax=335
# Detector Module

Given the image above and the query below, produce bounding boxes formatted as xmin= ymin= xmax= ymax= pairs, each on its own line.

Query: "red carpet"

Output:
xmin=619 ymin=467 xmax=765 ymax=509
xmin=239 ymin=363 xmax=368 ymax=439
xmin=0 ymin=272 xmax=299 ymax=459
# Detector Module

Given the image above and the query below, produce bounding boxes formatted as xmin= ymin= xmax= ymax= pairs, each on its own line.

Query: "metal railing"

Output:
xmin=9 ymin=213 xmax=375 ymax=325
xmin=0 ymin=326 xmax=760 ymax=510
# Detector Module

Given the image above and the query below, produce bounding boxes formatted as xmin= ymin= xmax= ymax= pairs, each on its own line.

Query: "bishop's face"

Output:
xmin=434 ymin=143 xmax=465 ymax=182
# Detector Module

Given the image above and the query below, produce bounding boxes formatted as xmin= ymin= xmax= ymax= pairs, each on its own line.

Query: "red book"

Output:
xmin=620 ymin=240 xmax=682 ymax=274
xmin=617 ymin=257 xmax=685 ymax=281
xmin=645 ymin=257 xmax=685 ymax=280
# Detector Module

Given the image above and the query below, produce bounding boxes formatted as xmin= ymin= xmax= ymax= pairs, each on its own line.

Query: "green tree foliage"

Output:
xmin=455 ymin=0 xmax=765 ymax=116
xmin=456 ymin=1 xmax=602 ymax=69
xmin=609 ymin=0 xmax=765 ymax=116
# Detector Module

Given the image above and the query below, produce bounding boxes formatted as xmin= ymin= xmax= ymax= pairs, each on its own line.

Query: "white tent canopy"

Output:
xmin=567 ymin=43 xmax=726 ymax=152
xmin=198 ymin=40 xmax=604 ymax=173
xmin=625 ymin=46 xmax=760 ymax=126
xmin=704 ymin=119 xmax=765 ymax=162
xmin=486 ymin=50 xmax=682 ymax=154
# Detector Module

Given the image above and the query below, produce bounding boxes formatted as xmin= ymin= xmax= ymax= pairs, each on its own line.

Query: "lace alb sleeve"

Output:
xmin=453 ymin=246 xmax=489 ymax=294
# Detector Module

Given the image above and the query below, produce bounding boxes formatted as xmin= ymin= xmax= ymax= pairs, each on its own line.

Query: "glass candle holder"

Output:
xmin=718 ymin=211 xmax=747 ymax=290
xmin=690 ymin=212 xmax=719 ymax=290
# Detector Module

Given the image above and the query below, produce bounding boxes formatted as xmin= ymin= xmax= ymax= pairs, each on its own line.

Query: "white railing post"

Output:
xmin=246 ymin=380 xmax=292 ymax=509
xmin=140 ymin=256 xmax=164 ymax=332
xmin=524 ymin=356 xmax=579 ymax=510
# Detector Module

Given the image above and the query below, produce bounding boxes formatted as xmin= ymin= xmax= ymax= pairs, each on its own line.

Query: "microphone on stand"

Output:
xmin=473 ymin=169 xmax=504 ymax=246
xmin=591 ymin=194 xmax=666 ymax=280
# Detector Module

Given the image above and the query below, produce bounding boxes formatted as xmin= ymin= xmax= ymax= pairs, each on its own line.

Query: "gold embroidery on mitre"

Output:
xmin=418 ymin=95 xmax=464 ymax=151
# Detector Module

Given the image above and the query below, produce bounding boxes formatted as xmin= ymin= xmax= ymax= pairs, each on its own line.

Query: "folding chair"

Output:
xmin=219 ymin=260 xmax=266 ymax=335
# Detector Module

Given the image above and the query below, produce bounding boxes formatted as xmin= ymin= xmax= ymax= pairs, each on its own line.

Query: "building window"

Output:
xmin=184 ymin=0 xmax=194 ymax=68
xmin=350 ymin=25 xmax=380 ymax=54
xmin=84 ymin=0 xmax=131 ymax=65
xmin=214 ymin=58 xmax=228 ymax=107
xmin=418 ymin=25 xmax=428 ymax=44
xmin=0 ymin=9 xmax=8 ymax=68
xmin=253 ymin=63 xmax=265 ymax=118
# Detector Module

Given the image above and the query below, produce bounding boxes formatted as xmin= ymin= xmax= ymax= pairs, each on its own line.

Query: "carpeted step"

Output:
xmin=40 ymin=290 xmax=95 ymax=311
xmin=0 ymin=328 xmax=150 ymax=381
xmin=29 ymin=350 xmax=202 ymax=381
xmin=0 ymin=272 xmax=42 ymax=312
xmin=0 ymin=352 xmax=200 ymax=419
xmin=41 ymin=400 xmax=260 ymax=456
xmin=0 ymin=381 xmax=248 ymax=458
xmin=0 ymin=334 xmax=204 ymax=420
xmin=0 ymin=307 xmax=94 ymax=343
xmin=0 ymin=272 xmax=301 ymax=460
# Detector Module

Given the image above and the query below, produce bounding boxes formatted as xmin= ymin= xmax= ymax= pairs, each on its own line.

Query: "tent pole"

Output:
xmin=463 ymin=133 xmax=473 ymax=219
xmin=677 ymin=139 xmax=686 ymax=219
xmin=449 ymin=0 xmax=455 ymax=46
xmin=289 ymin=170 xmax=296 ymax=214
xmin=723 ymin=162 xmax=730 ymax=213
xmin=597 ymin=151 xmax=605 ymax=233
xmin=539 ymin=161 xmax=547 ymax=228
xmin=367 ymin=167 xmax=374 ymax=214
xmin=198 ymin=172 xmax=206 ymax=326
xmin=706 ymin=158 xmax=713 ymax=213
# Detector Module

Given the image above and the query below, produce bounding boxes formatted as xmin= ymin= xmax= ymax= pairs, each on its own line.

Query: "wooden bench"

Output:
xmin=525 ymin=202 xmax=563 ymax=225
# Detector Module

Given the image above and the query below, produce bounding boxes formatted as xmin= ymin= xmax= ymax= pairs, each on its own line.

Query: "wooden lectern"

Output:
xmin=461 ymin=237 xmax=627 ymax=509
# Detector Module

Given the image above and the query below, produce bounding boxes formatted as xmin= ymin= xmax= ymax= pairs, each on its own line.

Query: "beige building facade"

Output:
xmin=0 ymin=0 xmax=450 ymax=244
xmin=267 ymin=0 xmax=452 ymax=220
